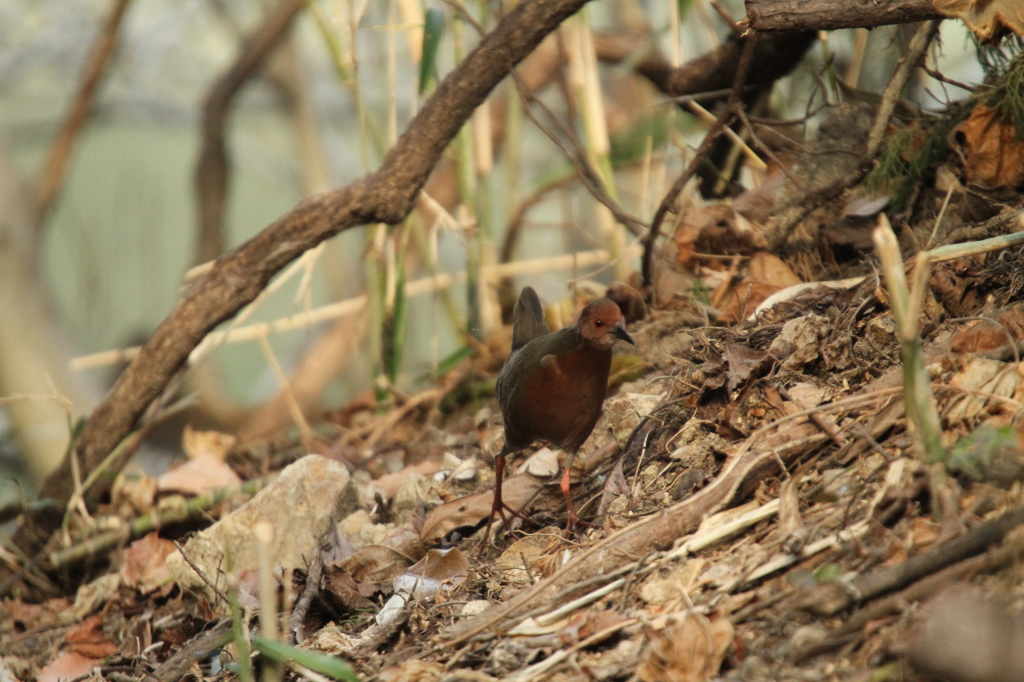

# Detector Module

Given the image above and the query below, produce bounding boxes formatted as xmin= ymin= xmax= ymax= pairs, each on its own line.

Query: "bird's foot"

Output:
xmin=561 ymin=511 xmax=593 ymax=538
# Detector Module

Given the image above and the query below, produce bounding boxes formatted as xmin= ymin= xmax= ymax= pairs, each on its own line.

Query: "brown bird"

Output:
xmin=487 ymin=286 xmax=636 ymax=537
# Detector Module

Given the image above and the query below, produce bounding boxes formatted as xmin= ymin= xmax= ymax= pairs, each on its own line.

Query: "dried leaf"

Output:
xmin=638 ymin=611 xmax=734 ymax=682
xmin=69 ymin=573 xmax=120 ymax=620
xmin=519 ymin=447 xmax=559 ymax=478
xmin=768 ymin=314 xmax=830 ymax=370
xmin=157 ymin=452 xmax=241 ymax=495
xmin=38 ymin=652 xmax=101 ymax=682
xmin=375 ymin=459 xmax=443 ymax=499
xmin=111 ymin=468 xmax=158 ymax=517
xmin=405 ymin=547 xmax=470 ymax=585
xmin=379 ymin=660 xmax=447 ymax=682
xmin=557 ymin=610 xmax=628 ymax=646
xmin=323 ymin=565 xmax=376 ymax=611
xmin=377 ymin=548 xmax=469 ymax=626
xmin=3 ymin=597 xmax=70 ymax=630
xmin=120 ymin=533 xmax=176 ymax=594
xmin=493 ymin=532 xmax=558 ymax=585
xmin=747 ymin=252 xmax=802 ymax=289
xmin=420 ymin=472 xmax=544 ymax=545
xmin=674 ymin=205 xmax=761 ymax=266
xmin=338 ymin=545 xmax=415 ymax=585
xmin=65 ymin=615 xmax=119 ymax=659
xmin=957 ymin=104 xmax=1024 ymax=188
xmin=932 ymin=0 xmax=1024 ymax=41
xmin=598 ymin=458 xmax=630 ymax=517
xmin=717 ymin=282 xmax=781 ymax=325
xmin=723 ymin=344 xmax=770 ymax=393
xmin=181 ymin=424 xmax=236 ymax=461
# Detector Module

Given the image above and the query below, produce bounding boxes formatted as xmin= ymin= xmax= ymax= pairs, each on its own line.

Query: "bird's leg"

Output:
xmin=560 ymin=449 xmax=588 ymax=535
xmin=560 ymin=464 xmax=579 ymax=534
xmin=479 ymin=450 xmax=536 ymax=554
xmin=479 ymin=453 xmax=510 ymax=552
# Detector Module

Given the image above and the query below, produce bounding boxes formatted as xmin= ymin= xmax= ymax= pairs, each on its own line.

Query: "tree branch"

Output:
xmin=745 ymin=0 xmax=941 ymax=32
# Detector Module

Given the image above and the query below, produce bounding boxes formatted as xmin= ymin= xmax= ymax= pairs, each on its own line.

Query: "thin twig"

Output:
xmin=511 ymin=73 xmax=648 ymax=237
xmin=174 ymin=540 xmax=230 ymax=606
xmin=641 ymin=34 xmax=759 ymax=288
xmin=767 ymin=19 xmax=941 ymax=251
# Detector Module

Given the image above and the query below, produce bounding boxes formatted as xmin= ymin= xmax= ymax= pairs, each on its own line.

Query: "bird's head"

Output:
xmin=578 ymin=298 xmax=636 ymax=349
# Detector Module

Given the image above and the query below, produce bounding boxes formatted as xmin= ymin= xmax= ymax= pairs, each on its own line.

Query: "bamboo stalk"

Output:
xmin=873 ymin=216 xmax=945 ymax=466
xmin=69 ymin=247 xmax=641 ymax=371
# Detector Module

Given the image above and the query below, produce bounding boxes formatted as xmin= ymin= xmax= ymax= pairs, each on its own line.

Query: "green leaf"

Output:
xmin=435 ymin=344 xmax=474 ymax=377
xmin=419 ymin=8 xmax=445 ymax=94
xmin=386 ymin=268 xmax=408 ymax=382
xmin=251 ymin=636 xmax=359 ymax=681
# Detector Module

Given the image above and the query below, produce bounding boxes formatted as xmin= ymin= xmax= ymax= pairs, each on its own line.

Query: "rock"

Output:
xmin=167 ymin=455 xmax=357 ymax=603
xmin=460 ymin=600 xmax=492 ymax=617
xmin=338 ymin=509 xmax=388 ymax=551
xmin=604 ymin=393 xmax=662 ymax=443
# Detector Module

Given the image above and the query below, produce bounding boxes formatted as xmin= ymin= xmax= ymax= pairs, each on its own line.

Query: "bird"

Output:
xmin=486 ymin=286 xmax=636 ymax=540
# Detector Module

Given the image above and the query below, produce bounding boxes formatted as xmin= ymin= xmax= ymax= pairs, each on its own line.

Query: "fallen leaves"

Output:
xmin=957 ymin=104 xmax=1024 ymax=188
xmin=37 ymin=615 xmax=119 ymax=682
xmin=120 ymin=532 xmax=176 ymax=595
xmin=933 ymin=0 xmax=1024 ymax=41
xmin=637 ymin=611 xmax=733 ymax=682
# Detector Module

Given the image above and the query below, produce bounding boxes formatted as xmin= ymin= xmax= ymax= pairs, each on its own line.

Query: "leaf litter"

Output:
xmin=6 ymin=106 xmax=1024 ymax=682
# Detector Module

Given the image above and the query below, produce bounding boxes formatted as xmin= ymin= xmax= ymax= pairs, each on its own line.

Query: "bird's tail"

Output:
xmin=511 ymin=286 xmax=550 ymax=351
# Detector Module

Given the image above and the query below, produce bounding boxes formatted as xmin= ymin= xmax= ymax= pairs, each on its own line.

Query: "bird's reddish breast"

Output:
xmin=504 ymin=342 xmax=611 ymax=451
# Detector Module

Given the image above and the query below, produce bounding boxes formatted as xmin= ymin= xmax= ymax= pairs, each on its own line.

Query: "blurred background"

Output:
xmin=0 ymin=0 xmax=983 ymax=502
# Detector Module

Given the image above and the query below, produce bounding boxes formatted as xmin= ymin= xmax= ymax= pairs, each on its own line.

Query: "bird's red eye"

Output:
xmin=594 ymin=320 xmax=604 ymax=327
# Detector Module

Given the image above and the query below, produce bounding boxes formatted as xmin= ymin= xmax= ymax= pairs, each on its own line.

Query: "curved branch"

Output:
xmin=6 ymin=0 xmax=594 ymax=576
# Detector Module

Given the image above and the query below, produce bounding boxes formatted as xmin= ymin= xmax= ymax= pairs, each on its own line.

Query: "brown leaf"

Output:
xmin=65 ymin=614 xmax=119 ymax=659
xmin=406 ymin=547 xmax=470 ymax=583
xmin=323 ymin=564 xmax=376 ymax=611
xmin=182 ymin=424 xmax=236 ymax=460
xmin=3 ymin=597 xmax=71 ymax=630
xmin=723 ymin=344 xmax=770 ymax=393
xmin=674 ymin=205 xmax=761 ymax=266
xmin=111 ymin=469 xmax=158 ymax=517
xmin=375 ymin=459 xmax=443 ymax=499
xmin=932 ymin=0 xmax=1024 ymax=41
xmin=38 ymin=651 xmax=102 ymax=682
xmin=957 ymin=104 xmax=1024 ymax=188
xmin=716 ymin=282 xmax=780 ymax=325
xmin=598 ymin=458 xmax=630 ymax=517
xmin=558 ymin=609 xmax=628 ymax=646
xmin=120 ymin=533 xmax=176 ymax=594
xmin=420 ymin=472 xmax=544 ymax=545
xmin=747 ymin=252 xmax=802 ymax=289
xmin=339 ymin=545 xmax=415 ymax=585
xmin=638 ymin=611 xmax=734 ymax=682
xmin=379 ymin=660 xmax=447 ymax=682
xmin=157 ymin=452 xmax=241 ymax=495
xmin=952 ymin=320 xmax=1008 ymax=353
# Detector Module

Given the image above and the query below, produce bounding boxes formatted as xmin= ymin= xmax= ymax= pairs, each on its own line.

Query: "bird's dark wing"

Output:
xmin=511 ymin=286 xmax=550 ymax=352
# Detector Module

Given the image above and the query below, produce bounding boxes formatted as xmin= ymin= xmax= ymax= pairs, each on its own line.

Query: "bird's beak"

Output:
xmin=613 ymin=322 xmax=636 ymax=346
